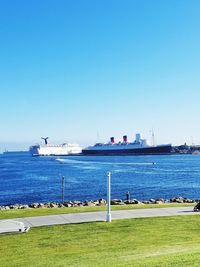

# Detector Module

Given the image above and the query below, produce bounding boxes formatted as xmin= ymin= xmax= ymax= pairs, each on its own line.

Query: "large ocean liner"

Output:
xmin=82 ymin=134 xmax=172 ymax=155
xmin=29 ymin=137 xmax=82 ymax=156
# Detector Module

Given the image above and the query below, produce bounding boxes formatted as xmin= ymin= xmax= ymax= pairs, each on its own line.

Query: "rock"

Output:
xmin=92 ymin=200 xmax=99 ymax=206
xmin=58 ymin=203 xmax=65 ymax=208
xmin=10 ymin=205 xmax=19 ymax=209
xmin=131 ymin=199 xmax=140 ymax=204
xmin=124 ymin=200 xmax=131 ymax=204
xmin=155 ymin=198 xmax=165 ymax=204
xmin=85 ymin=201 xmax=96 ymax=206
xmin=176 ymin=197 xmax=184 ymax=203
xmin=184 ymin=198 xmax=194 ymax=203
xmin=99 ymin=199 xmax=106 ymax=206
xmin=30 ymin=203 xmax=39 ymax=208
xmin=170 ymin=197 xmax=184 ymax=203
xmin=63 ymin=202 xmax=72 ymax=207
xmin=73 ymin=201 xmax=81 ymax=205
xmin=124 ymin=199 xmax=139 ymax=204
xmin=38 ymin=203 xmax=45 ymax=208
xmin=20 ymin=205 xmax=29 ymax=209
xmin=111 ymin=199 xmax=123 ymax=205
xmin=118 ymin=202 xmax=126 ymax=205
xmin=155 ymin=200 xmax=164 ymax=204
xmin=149 ymin=199 xmax=156 ymax=204
xmin=50 ymin=202 xmax=58 ymax=208
xmin=142 ymin=201 xmax=150 ymax=204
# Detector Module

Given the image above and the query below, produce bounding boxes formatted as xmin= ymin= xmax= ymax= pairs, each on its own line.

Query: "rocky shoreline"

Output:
xmin=0 ymin=196 xmax=197 ymax=210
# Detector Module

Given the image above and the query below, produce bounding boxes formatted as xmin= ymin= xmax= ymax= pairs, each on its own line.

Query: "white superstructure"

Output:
xmin=84 ymin=134 xmax=150 ymax=151
xmin=29 ymin=137 xmax=82 ymax=156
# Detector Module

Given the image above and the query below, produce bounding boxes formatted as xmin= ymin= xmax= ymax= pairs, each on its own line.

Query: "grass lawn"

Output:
xmin=0 ymin=203 xmax=195 ymax=220
xmin=0 ymin=215 xmax=200 ymax=267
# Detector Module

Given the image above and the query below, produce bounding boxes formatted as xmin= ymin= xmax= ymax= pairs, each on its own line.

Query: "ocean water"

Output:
xmin=0 ymin=154 xmax=200 ymax=205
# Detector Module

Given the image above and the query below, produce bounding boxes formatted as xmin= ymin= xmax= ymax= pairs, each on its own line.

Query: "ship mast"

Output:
xmin=151 ymin=130 xmax=155 ymax=146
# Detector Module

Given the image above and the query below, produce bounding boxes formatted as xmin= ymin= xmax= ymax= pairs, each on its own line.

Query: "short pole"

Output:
xmin=106 ymin=171 xmax=112 ymax=222
xmin=61 ymin=176 xmax=65 ymax=204
xmin=126 ymin=191 xmax=130 ymax=202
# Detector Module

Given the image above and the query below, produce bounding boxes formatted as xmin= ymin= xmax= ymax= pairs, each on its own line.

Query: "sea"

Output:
xmin=0 ymin=153 xmax=200 ymax=205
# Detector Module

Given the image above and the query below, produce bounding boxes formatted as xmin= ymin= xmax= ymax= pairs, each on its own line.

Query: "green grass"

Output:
xmin=0 ymin=203 xmax=195 ymax=220
xmin=0 ymin=215 xmax=200 ymax=267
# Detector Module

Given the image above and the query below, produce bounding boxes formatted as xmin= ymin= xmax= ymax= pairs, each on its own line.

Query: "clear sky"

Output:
xmin=0 ymin=0 xmax=200 ymax=151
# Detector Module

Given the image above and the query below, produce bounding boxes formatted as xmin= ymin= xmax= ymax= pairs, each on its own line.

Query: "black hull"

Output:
xmin=82 ymin=145 xmax=172 ymax=156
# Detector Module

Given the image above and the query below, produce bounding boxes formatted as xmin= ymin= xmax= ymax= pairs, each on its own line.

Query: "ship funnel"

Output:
xmin=135 ymin=133 xmax=141 ymax=142
xmin=123 ymin=135 xmax=128 ymax=142
xmin=41 ymin=137 xmax=49 ymax=145
xmin=110 ymin=137 xmax=115 ymax=143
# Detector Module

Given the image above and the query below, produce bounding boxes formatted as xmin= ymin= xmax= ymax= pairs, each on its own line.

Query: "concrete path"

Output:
xmin=2 ymin=206 xmax=199 ymax=228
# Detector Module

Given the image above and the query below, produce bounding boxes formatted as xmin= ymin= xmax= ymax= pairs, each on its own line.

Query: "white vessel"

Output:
xmin=29 ymin=137 xmax=82 ymax=156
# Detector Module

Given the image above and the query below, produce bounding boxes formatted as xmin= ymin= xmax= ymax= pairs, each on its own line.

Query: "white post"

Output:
xmin=106 ymin=171 xmax=112 ymax=222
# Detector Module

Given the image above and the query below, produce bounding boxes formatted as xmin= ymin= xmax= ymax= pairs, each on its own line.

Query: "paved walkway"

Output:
xmin=3 ymin=206 xmax=199 ymax=228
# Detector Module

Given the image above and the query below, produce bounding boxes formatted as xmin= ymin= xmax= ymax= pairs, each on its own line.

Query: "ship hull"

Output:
xmin=82 ymin=145 xmax=172 ymax=156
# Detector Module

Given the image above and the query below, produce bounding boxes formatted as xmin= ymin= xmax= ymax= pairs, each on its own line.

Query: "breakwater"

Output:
xmin=0 ymin=196 xmax=196 ymax=210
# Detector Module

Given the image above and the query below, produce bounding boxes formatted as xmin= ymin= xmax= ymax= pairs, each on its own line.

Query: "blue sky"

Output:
xmin=0 ymin=0 xmax=200 ymax=150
